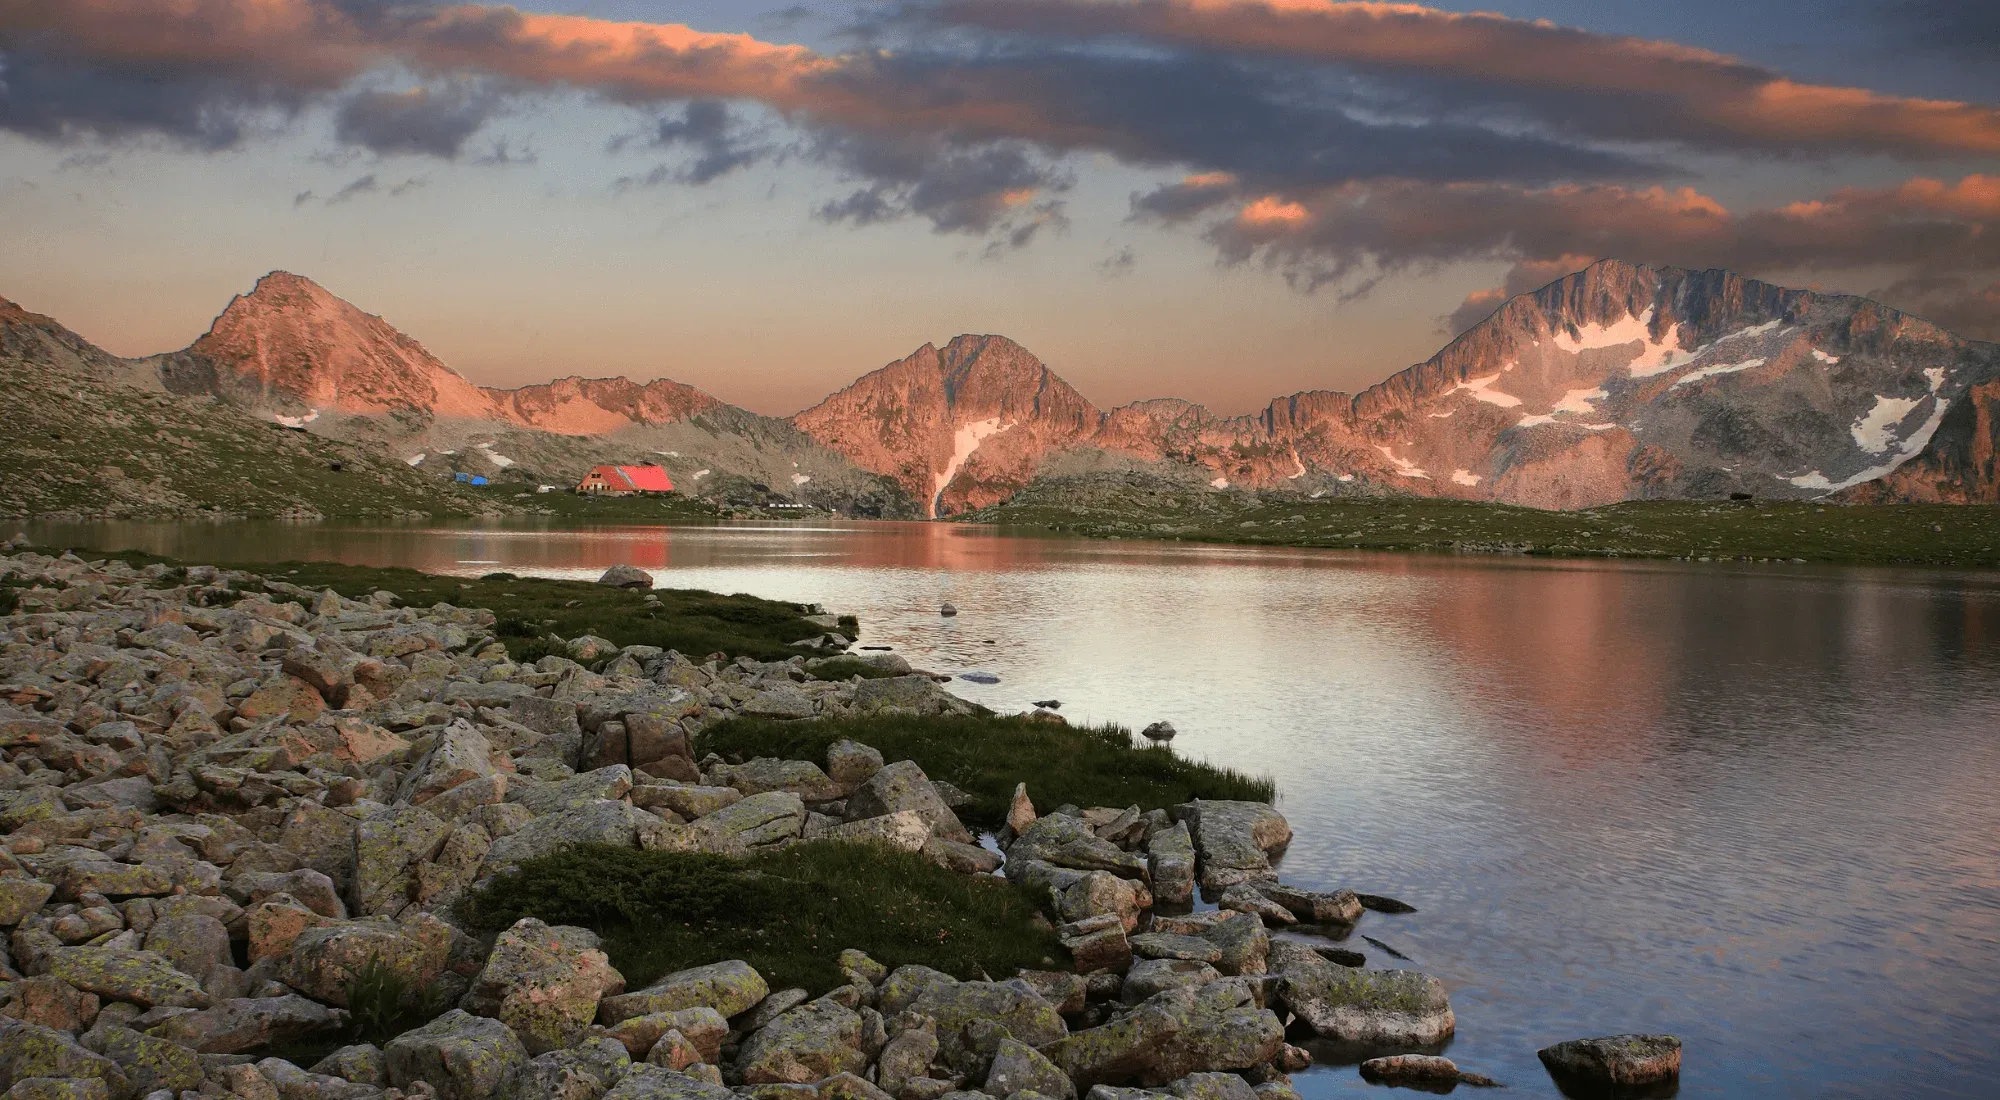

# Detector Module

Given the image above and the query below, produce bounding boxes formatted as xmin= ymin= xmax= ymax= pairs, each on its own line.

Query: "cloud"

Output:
xmin=812 ymin=130 xmax=1072 ymax=241
xmin=1149 ymin=173 xmax=2000 ymax=330
xmin=1872 ymin=273 xmax=2000 ymax=340
xmin=637 ymin=100 xmax=772 ymax=184
xmin=1444 ymin=254 xmax=1597 ymax=335
xmin=923 ymin=0 xmax=2000 ymax=158
xmin=327 ymin=173 xmax=377 ymax=203
xmin=334 ymin=81 xmax=501 ymax=158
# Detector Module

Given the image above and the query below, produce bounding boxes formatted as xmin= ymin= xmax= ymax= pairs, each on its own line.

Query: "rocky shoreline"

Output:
xmin=0 ymin=545 xmax=1678 ymax=1099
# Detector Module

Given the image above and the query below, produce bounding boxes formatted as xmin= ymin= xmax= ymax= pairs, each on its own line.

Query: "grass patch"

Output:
xmin=806 ymin=657 xmax=905 ymax=681
xmin=460 ymin=842 xmax=1064 ymax=992
xmin=697 ymin=713 xmax=1274 ymax=830
xmin=71 ymin=549 xmax=833 ymax=661
xmin=961 ymin=475 xmax=2000 ymax=568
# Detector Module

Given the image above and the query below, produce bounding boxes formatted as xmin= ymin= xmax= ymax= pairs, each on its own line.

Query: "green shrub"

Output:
xmin=342 ymin=956 xmax=450 ymax=1044
xmin=461 ymin=842 xmax=1063 ymax=992
xmin=698 ymin=713 xmax=1275 ymax=830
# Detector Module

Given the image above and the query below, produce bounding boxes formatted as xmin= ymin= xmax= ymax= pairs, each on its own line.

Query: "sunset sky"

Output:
xmin=3 ymin=0 xmax=1997 ymax=415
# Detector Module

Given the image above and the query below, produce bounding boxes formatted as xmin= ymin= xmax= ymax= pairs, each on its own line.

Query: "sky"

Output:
xmin=2 ymin=0 xmax=1998 ymax=417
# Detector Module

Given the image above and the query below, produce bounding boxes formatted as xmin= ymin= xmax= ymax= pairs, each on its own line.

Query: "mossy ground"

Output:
xmin=79 ymin=550 xmax=832 ymax=661
xmin=964 ymin=483 xmax=2000 ymax=568
xmin=461 ymin=842 xmax=1064 ymax=991
xmin=697 ymin=713 xmax=1275 ymax=831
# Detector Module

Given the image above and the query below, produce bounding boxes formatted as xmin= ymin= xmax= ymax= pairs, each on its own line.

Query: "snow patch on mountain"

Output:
xmin=1375 ymin=444 xmax=1430 ymax=480
xmin=931 ymin=417 xmax=1009 ymax=516
xmin=1456 ymin=372 xmax=1522 ymax=407
xmin=1451 ymin=469 xmax=1482 ymax=486
xmin=1852 ymin=396 xmax=1925 ymax=454
xmin=1673 ymin=359 xmax=1766 ymax=387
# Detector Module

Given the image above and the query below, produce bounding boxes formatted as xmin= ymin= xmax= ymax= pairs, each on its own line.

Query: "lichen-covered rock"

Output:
xmin=1048 ymin=980 xmax=1281 ymax=1089
xmin=1358 ymin=1055 xmax=1469 ymax=1089
xmin=597 ymin=961 xmax=769 ymax=1026
xmin=462 ymin=919 xmax=626 ymax=1055
xmin=710 ymin=759 xmax=838 ymax=802
xmin=312 ymin=1044 xmax=387 ymax=1086
xmin=279 ymin=918 xmax=449 ymax=1008
xmin=147 ymin=994 xmax=348 ymax=1054
xmin=1216 ymin=886 xmax=1294 ymax=927
xmin=601 ymin=1063 xmax=736 ymax=1100
xmin=848 ymin=676 xmax=972 ymax=718
xmin=605 ymin=1007 xmax=727 ymax=1062
xmin=276 ymin=800 xmax=361 ymax=886
xmin=54 ymin=861 xmax=173 ymax=902
xmin=825 ymin=740 xmax=884 ymax=796
xmin=483 ymin=801 xmax=658 ymax=875
xmin=1200 ymin=913 xmax=1267 ymax=977
xmin=686 ymin=792 xmax=805 ymax=851
xmin=828 ymin=810 xmax=932 ymax=852
xmin=909 ymin=981 xmax=1067 ymax=1074
xmin=44 ymin=947 xmax=210 ymax=1009
xmin=0 ymin=1077 xmax=112 ymax=1099
xmin=254 ymin=1056 xmax=388 ymax=1099
xmin=1121 ymin=960 xmax=1221 ymax=1006
xmin=351 ymin=803 xmax=452 ymax=917
xmin=634 ymin=786 xmax=740 ymax=821
xmin=845 ymin=762 xmax=971 ymax=844
xmin=1008 ymin=817 xmax=1146 ymax=880
xmin=0 ymin=879 xmax=55 ymax=927
xmin=0 ymin=1021 xmax=130 ymax=1099
xmin=1144 ymin=824 xmax=1194 ymax=908
xmin=985 ymin=1037 xmax=1075 ymax=1100
xmin=1129 ymin=935 xmax=1223 ymax=966
xmin=1537 ymin=1035 xmax=1681 ymax=1090
xmin=80 ymin=1024 xmax=203 ymax=1096
xmin=1168 ymin=803 xmax=1289 ymax=891
xmin=140 ymin=914 xmax=231 ymax=984
xmin=875 ymin=1013 xmax=939 ymax=1097
xmin=735 ymin=1000 xmax=866 ymax=1084
xmin=1277 ymin=960 xmax=1453 ymax=1045
xmin=512 ymin=767 xmax=634 ymax=815
xmin=1256 ymin=885 xmax=1359 ymax=925
xmin=497 ymin=1037 xmax=632 ymax=1100
xmin=401 ymin=721 xmax=499 ymax=806
xmin=384 ymin=1009 xmax=530 ymax=1100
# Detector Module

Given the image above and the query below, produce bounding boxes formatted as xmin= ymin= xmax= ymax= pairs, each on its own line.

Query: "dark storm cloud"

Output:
xmin=641 ymin=100 xmax=772 ymax=184
xmin=333 ymin=82 xmax=501 ymax=158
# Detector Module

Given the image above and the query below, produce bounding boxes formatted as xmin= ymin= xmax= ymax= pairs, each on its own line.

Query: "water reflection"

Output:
xmin=25 ymin=519 xmax=2000 ymax=1099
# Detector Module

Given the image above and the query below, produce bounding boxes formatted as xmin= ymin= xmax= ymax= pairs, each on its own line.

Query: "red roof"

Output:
xmin=583 ymin=464 xmax=674 ymax=492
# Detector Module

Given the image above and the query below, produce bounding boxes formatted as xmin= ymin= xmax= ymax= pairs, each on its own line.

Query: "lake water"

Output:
xmin=24 ymin=519 xmax=2000 ymax=1098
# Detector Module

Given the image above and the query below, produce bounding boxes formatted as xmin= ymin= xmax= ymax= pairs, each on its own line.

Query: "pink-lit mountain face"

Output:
xmin=101 ymin=261 xmax=2000 ymax=510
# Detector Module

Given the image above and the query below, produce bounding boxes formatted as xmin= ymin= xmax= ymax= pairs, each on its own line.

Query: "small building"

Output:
xmin=578 ymin=464 xmax=675 ymax=495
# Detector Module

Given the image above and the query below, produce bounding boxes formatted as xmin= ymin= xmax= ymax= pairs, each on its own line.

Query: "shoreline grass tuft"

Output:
xmin=697 ymin=713 xmax=1275 ymax=830
xmin=461 ymin=842 xmax=1064 ymax=992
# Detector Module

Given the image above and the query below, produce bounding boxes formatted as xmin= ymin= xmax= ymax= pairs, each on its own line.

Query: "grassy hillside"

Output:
xmin=962 ymin=474 xmax=2000 ymax=567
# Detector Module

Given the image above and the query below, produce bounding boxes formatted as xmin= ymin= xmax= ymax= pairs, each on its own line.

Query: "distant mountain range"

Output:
xmin=6 ymin=259 xmax=1997 ymax=520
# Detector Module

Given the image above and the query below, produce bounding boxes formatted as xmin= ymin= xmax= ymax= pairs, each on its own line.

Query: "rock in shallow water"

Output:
xmin=1537 ymin=1034 xmax=1682 ymax=1090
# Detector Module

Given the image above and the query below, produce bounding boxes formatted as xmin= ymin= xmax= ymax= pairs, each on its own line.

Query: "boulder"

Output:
xmin=1 ymin=979 xmax=98 ymax=1033
xmin=1359 ymin=1055 xmax=1491 ymax=1089
xmin=598 ymin=565 xmax=654 ymax=589
xmin=687 ymin=792 xmax=805 ymax=851
xmin=45 ymin=947 xmax=210 ymax=1009
xmin=384 ymin=1009 xmax=530 ymax=1100
xmin=1121 ymin=960 xmax=1221 ymax=1006
xmin=496 ymin=1037 xmax=631 ymax=1100
xmin=1277 ymin=960 xmax=1453 ymax=1045
xmin=602 ymin=1064 xmax=736 ymax=1100
xmin=925 ymin=839 xmax=1002 ymax=875
xmin=1257 ymin=885 xmax=1359 ymax=925
xmin=1129 ymin=935 xmax=1223 ymax=966
xmin=1169 ymin=802 xmax=1289 ymax=891
xmin=829 ymin=810 xmax=932 ymax=852
xmin=0 ymin=1022 xmax=129 ymax=1099
xmin=462 ymin=919 xmax=626 ymax=1055
xmin=635 ymin=786 xmax=740 ymax=821
xmin=1006 ymin=784 xmax=1036 ymax=836
xmin=254 ymin=1056 xmax=389 ymax=1100
xmin=1059 ymin=917 xmax=1132 ymax=975
xmin=278 ymin=918 xmax=449 ymax=1008
xmin=1537 ymin=1035 xmax=1681 ymax=1090
xmin=875 ymin=1014 xmax=939 ymax=1097
xmin=605 ymin=1007 xmax=728 ymax=1062
xmin=1200 ymin=913 xmax=1268 ymax=977
xmin=483 ymin=801 xmax=660 ymax=875
xmin=146 ymin=994 xmax=347 ymax=1054
xmin=844 ymin=761 xmax=971 ymax=843
xmin=1046 ymin=981 xmax=1280 ymax=1089
xmin=0 ymin=1077 xmax=113 ymax=1099
xmin=140 ymin=914 xmax=232 ymax=983
xmin=877 ymin=966 xmax=959 ymax=1017
xmin=597 ymin=961 xmax=769 ymax=1026
xmin=1163 ymin=1074 xmax=1252 ymax=1100
xmin=79 ymin=1025 xmax=203 ymax=1096
xmin=1144 ymin=825 xmax=1194 ymax=908
xmin=0 ymin=880 xmax=55 ymax=926
xmin=351 ymin=803 xmax=452 ymax=917
xmin=1007 ymin=818 xmax=1145 ymax=880
xmin=511 ymin=767 xmax=635 ymax=815
xmin=741 ymin=687 xmax=817 ymax=721
xmin=984 ymin=1038 xmax=1075 ymax=1100
xmin=312 ymin=1044 xmax=388 ymax=1085
xmin=735 ymin=1000 xmax=866 ymax=1084
xmin=849 ymin=676 xmax=971 ymax=717
xmin=1216 ymin=886 xmax=1294 ymax=927
xmin=825 ymin=740 xmax=884 ymax=796
xmin=908 ymin=981 xmax=1067 ymax=1074
xmin=712 ymin=759 xmax=838 ymax=802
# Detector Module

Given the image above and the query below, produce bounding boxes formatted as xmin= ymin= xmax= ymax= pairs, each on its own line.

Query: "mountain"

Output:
xmin=796 ymin=260 xmax=2000 ymax=511
xmin=0 ymin=292 xmax=494 ymax=520
xmin=791 ymin=335 xmax=1102 ymax=517
xmin=153 ymin=272 xmax=917 ymax=515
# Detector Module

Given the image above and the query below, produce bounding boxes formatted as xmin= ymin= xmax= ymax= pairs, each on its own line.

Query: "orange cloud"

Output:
xmin=935 ymin=0 xmax=2000 ymax=156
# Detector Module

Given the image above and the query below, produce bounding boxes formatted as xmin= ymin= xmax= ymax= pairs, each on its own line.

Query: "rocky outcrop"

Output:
xmin=1537 ymin=1034 xmax=1682 ymax=1091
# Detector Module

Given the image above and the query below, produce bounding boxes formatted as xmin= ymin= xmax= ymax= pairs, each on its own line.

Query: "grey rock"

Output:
xmin=597 ymin=961 xmax=769 ymax=1026
xmin=1277 ymin=960 xmax=1453 ymax=1045
xmin=602 ymin=1064 xmax=734 ymax=1100
xmin=1144 ymin=825 xmax=1194 ymax=909
xmin=825 ymin=740 xmax=884 ymax=796
xmin=688 ymin=792 xmax=804 ymax=850
xmin=483 ymin=801 xmax=659 ymax=875
xmin=1007 ymin=818 xmax=1145 ymax=879
xmin=735 ymin=999 xmax=865 ymax=1084
xmin=383 ymin=1008 xmax=530 ymax=1100
xmin=1537 ymin=1035 xmax=1681 ymax=1089
xmin=147 ymin=995 xmax=348 ymax=1054
xmin=711 ymin=759 xmax=838 ymax=802
xmin=598 ymin=566 xmax=654 ymax=590
xmin=1121 ymin=960 xmax=1221 ymax=1006
xmin=845 ymin=761 xmax=971 ymax=844
xmin=1168 ymin=803 xmax=1289 ymax=892
xmin=311 ymin=1044 xmax=387 ymax=1085
xmin=1257 ymin=886 xmax=1359 ymax=925
xmin=462 ymin=918 xmax=626 ymax=1055
xmin=1163 ymin=1074 xmax=1253 ymax=1100
xmin=497 ymin=1037 xmax=632 ymax=1100
xmin=984 ymin=1038 xmax=1075 ymax=1100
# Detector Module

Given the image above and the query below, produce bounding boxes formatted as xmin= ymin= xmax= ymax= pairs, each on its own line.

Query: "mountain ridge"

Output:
xmin=10 ymin=260 xmax=2000 ymax=516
